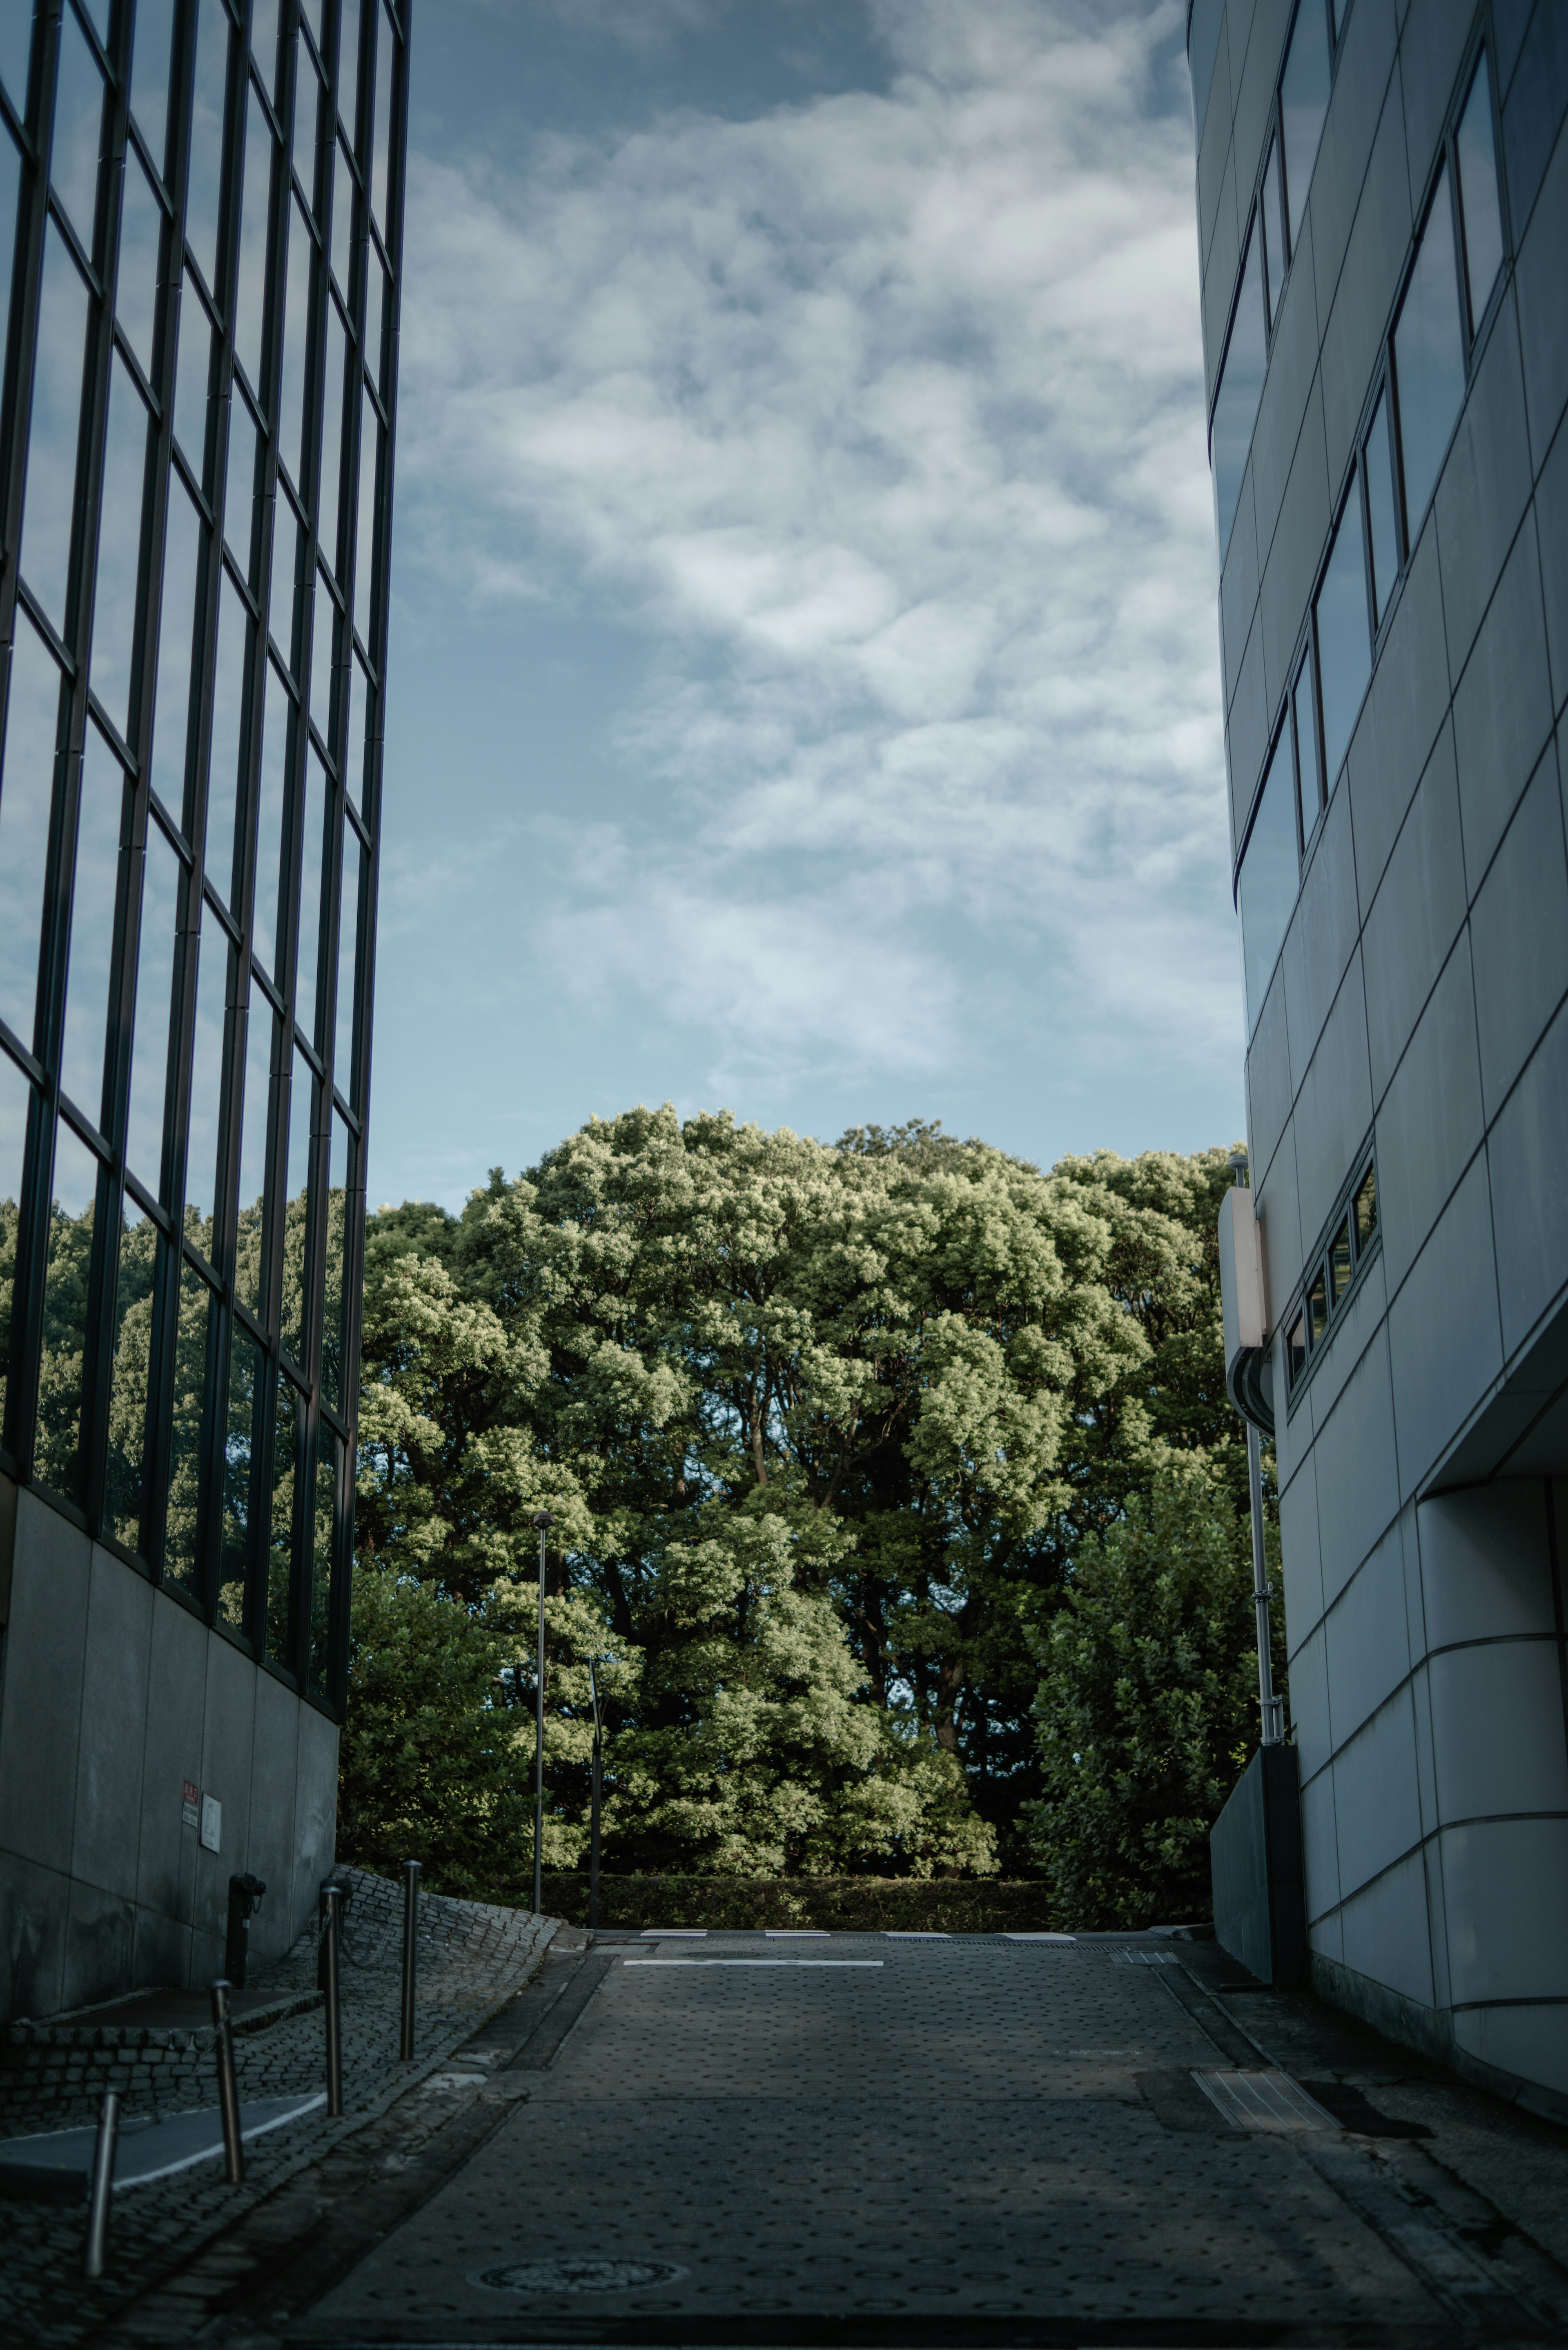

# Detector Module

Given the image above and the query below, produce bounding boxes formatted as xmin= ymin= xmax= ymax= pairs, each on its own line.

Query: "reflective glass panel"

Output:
xmin=334 ymin=823 xmax=359 ymax=1095
xmin=281 ymin=1046 xmax=311 ymax=1361
xmin=224 ymin=391 xmax=258 ymax=579
xmin=344 ymin=651 xmax=366 ymax=814
xmin=185 ymin=896 xmax=227 ymax=1251
xmin=1394 ymin=168 xmax=1466 ymax=537
xmin=234 ymin=90 xmax=273 ymax=395
xmin=277 ymin=193 xmax=311 ymax=486
xmin=353 ymin=390 xmax=378 ymax=644
xmin=1314 ymin=486 xmax=1370 ymax=791
xmin=270 ymin=503 xmax=304 ymax=672
xmin=20 ymin=223 xmax=90 ymax=633
xmin=363 ymin=246 xmax=385 ymax=393
xmin=116 ymin=148 xmax=162 ymax=382
xmin=330 ymin=133 xmax=352 ymax=294
xmin=1328 ymin=1217 xmax=1352 ymax=1306
xmin=164 ymin=1254 xmax=211 ymax=1588
xmin=1363 ymin=389 xmax=1399 ymax=629
xmin=1187 ymin=0 xmax=1224 ymax=138
xmin=1307 ymin=1264 xmax=1328 ymax=1350
xmin=1281 ymin=0 xmax=1330 ymax=250
xmin=60 ymin=723 xmax=124 ymax=1123
xmin=295 ymin=750 xmax=327 ymax=1039
xmin=172 ymin=285 xmax=213 ymax=477
xmin=1456 ymin=52 xmax=1504 ymax=336
xmin=150 ymin=475 xmax=201 ymax=815
xmin=130 ymin=0 xmax=177 ymax=178
xmin=219 ymin=1319 xmax=260 ymax=1627
xmin=308 ymin=1429 xmax=336 ymax=1693
xmin=293 ymin=45 xmax=321 ymax=207
xmin=1286 ymin=1311 xmax=1307 ymax=1391
xmin=0 ymin=128 xmax=19 ymax=382
xmin=185 ymin=0 xmax=228 ymax=294
xmin=1211 ymin=216 xmax=1265 ymax=554
xmin=36 ymin=1117 xmax=98 ymax=1499
xmin=0 ymin=4 xmax=30 ymax=115
xmin=1261 ymin=135 xmax=1285 ymax=327
xmin=318 ymin=303 xmax=347 ymax=562
xmin=252 ymin=0 xmax=281 ymax=91
xmin=205 ymin=571 xmax=247 ymax=910
xmin=266 ymin=1369 xmax=298 ymax=1661
xmin=1292 ymin=647 xmax=1320 ymax=829
xmin=126 ymin=816 xmax=180 ymax=1192
xmin=370 ymin=6 xmax=393 ymax=236
xmin=310 ymin=570 xmax=334 ymax=741
xmin=1354 ymin=1162 xmax=1378 ymax=1249
xmin=322 ymin=1106 xmax=347 ymax=1406
xmin=254 ymin=658 xmax=291 ymax=978
xmin=0 ymin=613 xmax=62 ymax=1048
xmin=0 ymin=1052 xmax=29 ymax=1435
xmin=337 ymin=0 xmax=361 ymax=128
xmin=104 ymin=1194 xmax=156 ymax=1552
xmin=50 ymin=4 xmax=104 ymax=253
xmin=236 ymin=974 xmax=272 ymax=1318
xmin=1238 ymin=727 xmax=1297 ymax=1034
xmin=93 ymin=359 xmax=150 ymax=740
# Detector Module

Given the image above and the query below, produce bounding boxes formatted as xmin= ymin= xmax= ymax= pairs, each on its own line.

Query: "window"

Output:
xmin=1238 ymin=727 xmax=1298 ymax=1033
xmin=1393 ymin=166 xmax=1466 ymax=540
xmin=1188 ymin=0 xmax=1225 ymax=137
xmin=1211 ymin=215 xmax=1266 ymax=554
xmin=1291 ymin=645 xmax=1321 ymax=835
xmin=1363 ymin=388 xmax=1399 ymax=629
xmin=1285 ymin=1151 xmax=1380 ymax=1396
xmin=1280 ymin=0 xmax=1331 ymax=251
xmin=1454 ymin=52 xmax=1504 ymax=339
xmin=1314 ymin=484 xmax=1370 ymax=791
xmin=1261 ymin=133 xmax=1286 ymax=328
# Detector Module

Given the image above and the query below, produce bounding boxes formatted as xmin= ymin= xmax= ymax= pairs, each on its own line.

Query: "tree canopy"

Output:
xmin=343 ymin=1106 xmax=1260 ymax=1907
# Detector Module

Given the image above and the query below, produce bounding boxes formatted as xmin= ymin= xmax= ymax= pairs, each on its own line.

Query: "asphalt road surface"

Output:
xmin=252 ymin=1928 xmax=1568 ymax=2349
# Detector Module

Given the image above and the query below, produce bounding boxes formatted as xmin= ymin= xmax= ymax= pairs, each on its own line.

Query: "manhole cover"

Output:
xmin=470 ymin=2257 xmax=688 ymax=2295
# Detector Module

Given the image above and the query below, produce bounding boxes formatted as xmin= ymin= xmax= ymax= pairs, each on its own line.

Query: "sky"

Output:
xmin=368 ymin=0 xmax=1244 ymax=1212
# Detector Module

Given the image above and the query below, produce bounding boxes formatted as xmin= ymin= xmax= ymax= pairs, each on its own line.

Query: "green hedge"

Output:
xmin=528 ymin=1873 xmax=1062 ymax=1933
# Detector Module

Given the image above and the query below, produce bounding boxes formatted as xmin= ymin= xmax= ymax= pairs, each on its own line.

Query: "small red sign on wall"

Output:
xmin=182 ymin=1779 xmax=199 ymax=1806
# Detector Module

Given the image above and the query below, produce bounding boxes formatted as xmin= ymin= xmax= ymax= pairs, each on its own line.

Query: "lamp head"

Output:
xmin=531 ymin=1510 xmax=555 ymax=1530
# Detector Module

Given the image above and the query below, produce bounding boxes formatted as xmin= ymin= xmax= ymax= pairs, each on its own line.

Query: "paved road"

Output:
xmin=258 ymin=1929 xmax=1568 ymax=2349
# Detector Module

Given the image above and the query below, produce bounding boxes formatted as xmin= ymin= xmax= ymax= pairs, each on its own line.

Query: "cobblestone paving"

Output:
xmin=0 ymin=1870 xmax=557 ymax=2349
xmin=299 ymin=1933 xmax=1568 ymax=2348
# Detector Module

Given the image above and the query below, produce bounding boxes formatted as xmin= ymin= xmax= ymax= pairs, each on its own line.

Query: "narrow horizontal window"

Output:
xmin=1314 ymin=486 xmax=1370 ymax=792
xmin=1238 ymin=727 xmax=1298 ymax=1033
xmin=1211 ymin=214 xmax=1266 ymax=554
xmin=1455 ymin=51 xmax=1504 ymax=339
xmin=1261 ymin=134 xmax=1286 ymax=328
xmin=1393 ymin=167 xmax=1466 ymax=540
xmin=1327 ymin=1216 xmax=1352 ymax=1307
xmin=1363 ymin=388 xmax=1399 ymax=630
xmin=1354 ymin=1161 xmax=1378 ymax=1250
xmin=1280 ymin=0 xmax=1330 ymax=251
xmin=1307 ymin=1263 xmax=1328 ymax=1351
xmin=1286 ymin=1309 xmax=1307 ymax=1391
xmin=1291 ymin=645 xmax=1321 ymax=835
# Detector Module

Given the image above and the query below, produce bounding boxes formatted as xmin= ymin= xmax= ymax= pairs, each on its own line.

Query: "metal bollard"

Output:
xmin=322 ymin=1882 xmax=343 ymax=2116
xmin=224 ymin=1872 xmax=267 ymax=1990
xmin=400 ymin=1859 xmax=421 ymax=2060
xmin=209 ymin=1980 xmax=245 ymax=2183
xmin=82 ymin=2089 xmax=119 ymax=2279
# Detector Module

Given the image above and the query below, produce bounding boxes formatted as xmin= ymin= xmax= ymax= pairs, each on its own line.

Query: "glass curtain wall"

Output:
xmin=0 ymin=0 xmax=408 ymax=1715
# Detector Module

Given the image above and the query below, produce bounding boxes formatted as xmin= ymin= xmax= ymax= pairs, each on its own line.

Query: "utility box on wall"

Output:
xmin=1210 ymin=1744 xmax=1307 ymax=1987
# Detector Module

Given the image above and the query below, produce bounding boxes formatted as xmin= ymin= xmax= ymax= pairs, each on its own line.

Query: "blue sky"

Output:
xmin=368 ymin=0 xmax=1243 ymax=1210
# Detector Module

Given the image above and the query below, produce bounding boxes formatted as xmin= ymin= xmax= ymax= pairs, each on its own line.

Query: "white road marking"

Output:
xmin=622 ymin=1958 xmax=884 ymax=1969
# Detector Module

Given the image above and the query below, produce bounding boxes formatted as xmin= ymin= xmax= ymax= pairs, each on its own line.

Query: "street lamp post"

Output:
xmin=531 ymin=1511 xmax=553 ymax=1915
xmin=588 ymin=1657 xmax=603 ymax=1931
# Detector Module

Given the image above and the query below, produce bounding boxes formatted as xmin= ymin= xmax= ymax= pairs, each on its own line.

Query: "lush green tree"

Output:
xmin=352 ymin=1109 xmax=1255 ymax=1884
xmin=1022 ymin=1457 xmax=1281 ymax=1927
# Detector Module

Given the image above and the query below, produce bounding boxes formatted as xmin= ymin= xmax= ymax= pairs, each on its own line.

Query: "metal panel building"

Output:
xmin=0 ymin=0 xmax=409 ymax=2019
xmin=1189 ymin=0 xmax=1568 ymax=2115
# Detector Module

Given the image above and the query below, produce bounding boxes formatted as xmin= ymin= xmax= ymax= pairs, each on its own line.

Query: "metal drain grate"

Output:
xmin=470 ymin=2257 xmax=688 ymax=2294
xmin=1109 ymin=1948 xmax=1179 ymax=1964
xmin=1193 ymin=2069 xmax=1339 ymax=2131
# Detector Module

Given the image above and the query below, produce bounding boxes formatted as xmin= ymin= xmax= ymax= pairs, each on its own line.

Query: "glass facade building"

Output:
xmin=1191 ymin=0 xmax=1568 ymax=2119
xmin=0 ymin=0 xmax=408 ymax=2021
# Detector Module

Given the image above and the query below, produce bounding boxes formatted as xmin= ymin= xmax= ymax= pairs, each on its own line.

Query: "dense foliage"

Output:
xmin=341 ymin=1108 xmax=1267 ymax=1914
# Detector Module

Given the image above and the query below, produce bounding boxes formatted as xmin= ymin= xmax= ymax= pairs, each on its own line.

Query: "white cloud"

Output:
xmin=394 ymin=0 xmax=1238 ymax=1106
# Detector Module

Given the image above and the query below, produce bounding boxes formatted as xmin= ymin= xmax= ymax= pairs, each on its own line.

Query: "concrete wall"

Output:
xmin=0 ymin=1482 xmax=338 ymax=2024
xmin=1195 ymin=0 xmax=1568 ymax=2116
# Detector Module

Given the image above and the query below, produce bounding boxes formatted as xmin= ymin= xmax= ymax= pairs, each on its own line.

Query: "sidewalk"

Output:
xmin=0 ymin=1869 xmax=558 ymax=2349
